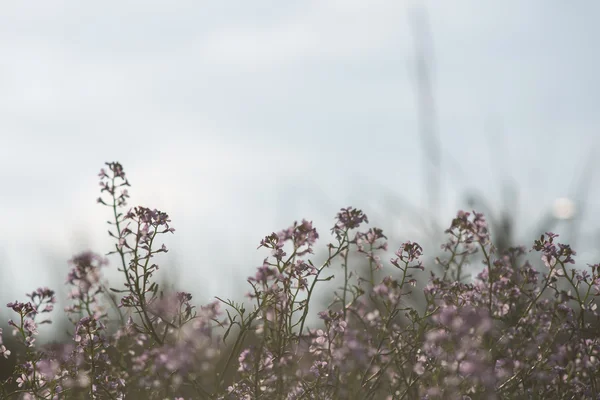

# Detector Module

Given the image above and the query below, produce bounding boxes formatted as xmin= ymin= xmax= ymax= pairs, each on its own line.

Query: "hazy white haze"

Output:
xmin=1 ymin=1 xmax=599 ymax=311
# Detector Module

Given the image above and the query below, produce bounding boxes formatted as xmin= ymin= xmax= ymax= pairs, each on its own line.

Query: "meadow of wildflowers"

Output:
xmin=1 ymin=161 xmax=599 ymax=399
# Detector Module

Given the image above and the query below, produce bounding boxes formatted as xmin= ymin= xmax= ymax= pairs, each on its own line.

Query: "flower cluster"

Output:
xmin=2 ymin=161 xmax=600 ymax=399
xmin=65 ymin=252 xmax=109 ymax=322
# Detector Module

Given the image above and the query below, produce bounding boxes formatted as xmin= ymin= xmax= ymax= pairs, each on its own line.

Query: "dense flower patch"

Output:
xmin=1 ymin=162 xmax=599 ymax=399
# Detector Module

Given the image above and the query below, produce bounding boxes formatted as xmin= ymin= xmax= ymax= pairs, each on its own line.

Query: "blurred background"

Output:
xmin=1 ymin=0 xmax=599 ymax=341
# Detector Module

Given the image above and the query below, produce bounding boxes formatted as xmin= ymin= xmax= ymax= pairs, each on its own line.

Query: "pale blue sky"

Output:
xmin=1 ymin=1 xmax=599 ymax=310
